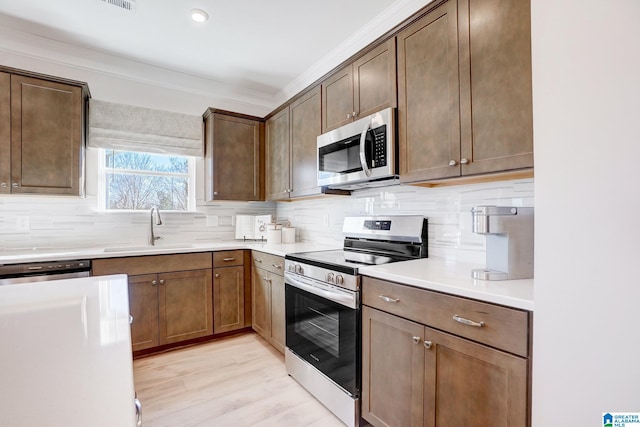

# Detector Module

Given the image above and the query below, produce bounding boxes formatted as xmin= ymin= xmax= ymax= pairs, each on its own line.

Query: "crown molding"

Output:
xmin=276 ymin=0 xmax=434 ymax=106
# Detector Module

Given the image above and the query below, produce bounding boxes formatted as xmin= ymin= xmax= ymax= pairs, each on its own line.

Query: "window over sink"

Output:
xmin=98 ymin=149 xmax=196 ymax=211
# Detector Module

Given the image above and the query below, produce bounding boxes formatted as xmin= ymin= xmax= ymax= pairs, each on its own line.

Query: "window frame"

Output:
xmin=97 ymin=148 xmax=197 ymax=212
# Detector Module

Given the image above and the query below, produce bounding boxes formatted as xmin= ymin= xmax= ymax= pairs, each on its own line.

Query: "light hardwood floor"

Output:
xmin=133 ymin=332 xmax=346 ymax=426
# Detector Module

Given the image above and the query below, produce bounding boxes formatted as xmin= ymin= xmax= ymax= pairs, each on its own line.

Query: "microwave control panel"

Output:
xmin=371 ymin=125 xmax=387 ymax=168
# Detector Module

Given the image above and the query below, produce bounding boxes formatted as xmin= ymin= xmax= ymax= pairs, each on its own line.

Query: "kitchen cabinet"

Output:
xmin=92 ymin=253 xmax=213 ymax=352
xmin=251 ymin=250 xmax=285 ymax=353
xmin=361 ymin=277 xmax=530 ymax=427
xmin=397 ymin=0 xmax=533 ymax=183
xmin=204 ymin=109 xmax=264 ymax=201
xmin=0 ymin=69 xmax=88 ymax=195
xmin=322 ymin=38 xmax=397 ymax=132
xmin=213 ymin=250 xmax=249 ymax=334
xmin=265 ymin=86 xmax=321 ymax=201
xmin=265 ymin=106 xmax=290 ymax=200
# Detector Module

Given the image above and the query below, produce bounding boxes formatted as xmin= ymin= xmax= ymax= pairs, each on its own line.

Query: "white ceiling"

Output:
xmin=0 ymin=0 xmax=432 ymax=116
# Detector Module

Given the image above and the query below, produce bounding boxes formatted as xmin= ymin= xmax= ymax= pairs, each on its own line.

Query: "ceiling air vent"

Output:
xmin=100 ymin=0 xmax=136 ymax=12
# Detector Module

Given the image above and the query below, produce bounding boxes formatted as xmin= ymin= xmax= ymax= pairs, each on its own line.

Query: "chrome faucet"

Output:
xmin=149 ymin=206 xmax=163 ymax=246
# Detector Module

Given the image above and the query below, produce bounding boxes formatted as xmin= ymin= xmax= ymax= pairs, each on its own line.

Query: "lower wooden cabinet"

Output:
xmin=361 ymin=277 xmax=531 ymax=427
xmin=93 ymin=253 xmax=214 ymax=353
xmin=213 ymin=250 xmax=248 ymax=334
xmin=127 ymin=269 xmax=213 ymax=351
xmin=251 ymin=251 xmax=285 ymax=354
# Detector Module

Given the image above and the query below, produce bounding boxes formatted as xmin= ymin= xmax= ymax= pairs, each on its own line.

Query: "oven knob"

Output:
xmin=295 ymin=264 xmax=304 ymax=274
xmin=335 ymin=275 xmax=344 ymax=285
xmin=326 ymin=272 xmax=335 ymax=283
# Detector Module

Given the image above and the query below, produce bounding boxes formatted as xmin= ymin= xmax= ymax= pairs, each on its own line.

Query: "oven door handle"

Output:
xmin=359 ymin=120 xmax=372 ymax=177
xmin=286 ymin=274 xmax=358 ymax=309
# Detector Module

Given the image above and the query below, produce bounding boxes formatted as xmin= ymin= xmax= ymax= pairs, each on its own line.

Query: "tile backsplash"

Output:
xmin=276 ymin=178 xmax=534 ymax=264
xmin=0 ymin=176 xmax=533 ymax=264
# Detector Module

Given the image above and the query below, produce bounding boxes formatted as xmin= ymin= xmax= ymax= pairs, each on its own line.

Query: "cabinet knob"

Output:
xmin=448 ymin=160 xmax=457 ymax=167
xmin=424 ymin=340 xmax=433 ymax=349
xmin=460 ymin=158 xmax=469 ymax=165
xmin=346 ymin=113 xmax=351 ymax=119
xmin=152 ymin=280 xmax=157 ymax=286
xmin=0 ymin=183 xmax=6 ymax=188
xmin=215 ymin=273 xmax=219 ymax=278
xmin=213 ymin=191 xmax=218 ymax=196
xmin=12 ymin=182 xmax=19 ymax=188
xmin=159 ymin=279 xmax=165 ymax=285
xmin=412 ymin=336 xmax=421 ymax=344
xmin=352 ymin=111 xmax=358 ymax=118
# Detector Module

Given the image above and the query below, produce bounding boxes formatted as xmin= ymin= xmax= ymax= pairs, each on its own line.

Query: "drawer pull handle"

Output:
xmin=223 ymin=257 xmax=236 ymax=262
xmin=254 ymin=258 xmax=263 ymax=263
xmin=378 ymin=295 xmax=399 ymax=303
xmin=272 ymin=264 xmax=282 ymax=269
xmin=453 ymin=314 xmax=485 ymax=328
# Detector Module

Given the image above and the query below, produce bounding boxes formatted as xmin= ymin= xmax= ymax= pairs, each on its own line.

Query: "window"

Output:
xmin=99 ymin=149 xmax=196 ymax=211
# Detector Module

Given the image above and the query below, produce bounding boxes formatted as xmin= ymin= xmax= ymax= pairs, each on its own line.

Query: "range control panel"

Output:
xmin=363 ymin=220 xmax=392 ymax=231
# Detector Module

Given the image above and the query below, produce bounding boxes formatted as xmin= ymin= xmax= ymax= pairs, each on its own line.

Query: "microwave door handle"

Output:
xmin=359 ymin=121 xmax=372 ymax=177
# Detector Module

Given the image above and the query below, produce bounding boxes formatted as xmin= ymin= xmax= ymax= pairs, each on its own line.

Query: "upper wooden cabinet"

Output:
xmin=397 ymin=0 xmax=533 ymax=183
xmin=265 ymin=86 xmax=321 ymax=201
xmin=204 ymin=109 xmax=264 ymax=201
xmin=0 ymin=70 xmax=87 ymax=195
xmin=265 ymin=106 xmax=290 ymax=200
xmin=322 ymin=38 xmax=397 ymax=133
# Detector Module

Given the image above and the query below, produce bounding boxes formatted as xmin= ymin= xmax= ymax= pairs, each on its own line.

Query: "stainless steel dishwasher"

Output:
xmin=0 ymin=259 xmax=91 ymax=285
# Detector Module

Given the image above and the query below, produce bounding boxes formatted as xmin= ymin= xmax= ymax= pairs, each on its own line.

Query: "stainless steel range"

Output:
xmin=284 ymin=215 xmax=428 ymax=427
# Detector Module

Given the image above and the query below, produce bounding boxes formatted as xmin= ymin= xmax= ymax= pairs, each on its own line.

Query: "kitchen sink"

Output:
xmin=102 ymin=244 xmax=196 ymax=253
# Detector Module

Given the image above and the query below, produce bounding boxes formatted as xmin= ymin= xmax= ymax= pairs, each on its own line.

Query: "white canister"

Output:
xmin=267 ymin=224 xmax=282 ymax=244
xmin=282 ymin=227 xmax=296 ymax=244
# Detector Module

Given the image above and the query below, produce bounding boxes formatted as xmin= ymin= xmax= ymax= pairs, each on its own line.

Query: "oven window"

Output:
xmin=294 ymin=293 xmax=340 ymax=358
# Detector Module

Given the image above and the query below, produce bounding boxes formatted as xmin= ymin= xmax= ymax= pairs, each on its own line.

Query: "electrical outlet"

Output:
xmin=15 ymin=215 xmax=30 ymax=232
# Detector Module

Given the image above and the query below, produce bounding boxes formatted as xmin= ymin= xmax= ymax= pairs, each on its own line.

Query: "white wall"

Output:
xmin=531 ymin=0 xmax=640 ymax=424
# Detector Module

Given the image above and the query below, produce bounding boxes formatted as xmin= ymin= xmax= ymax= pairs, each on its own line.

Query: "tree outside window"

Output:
xmin=104 ymin=150 xmax=193 ymax=211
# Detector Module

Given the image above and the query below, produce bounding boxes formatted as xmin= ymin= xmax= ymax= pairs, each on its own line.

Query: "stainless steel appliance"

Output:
xmin=0 ymin=259 xmax=91 ymax=285
xmin=285 ymin=216 xmax=427 ymax=427
xmin=471 ymin=206 xmax=534 ymax=280
xmin=317 ymin=107 xmax=397 ymax=190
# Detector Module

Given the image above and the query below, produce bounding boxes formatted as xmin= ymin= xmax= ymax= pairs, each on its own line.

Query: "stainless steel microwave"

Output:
xmin=317 ymin=107 xmax=397 ymax=190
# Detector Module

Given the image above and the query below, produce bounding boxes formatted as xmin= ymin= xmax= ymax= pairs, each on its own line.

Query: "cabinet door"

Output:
xmin=11 ymin=75 xmax=83 ymax=195
xmin=322 ymin=65 xmax=354 ymax=132
xmin=265 ymin=106 xmax=291 ymax=200
xmin=0 ymin=72 xmax=9 ymax=193
xmin=458 ymin=0 xmax=533 ymax=175
xmin=424 ymin=327 xmax=528 ymax=427
xmin=289 ymin=86 xmax=321 ymax=198
xmin=158 ymin=269 xmax=213 ymax=345
xmin=128 ymin=274 xmax=159 ymax=352
xmin=353 ymin=38 xmax=397 ymax=119
xmin=206 ymin=112 xmax=263 ymax=201
xmin=362 ymin=306 xmax=425 ymax=427
xmin=269 ymin=273 xmax=285 ymax=354
xmin=251 ymin=267 xmax=271 ymax=341
xmin=397 ymin=0 xmax=461 ymax=183
xmin=213 ymin=266 xmax=245 ymax=334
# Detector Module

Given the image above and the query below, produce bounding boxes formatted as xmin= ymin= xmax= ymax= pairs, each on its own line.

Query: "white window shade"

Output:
xmin=88 ymin=99 xmax=203 ymax=157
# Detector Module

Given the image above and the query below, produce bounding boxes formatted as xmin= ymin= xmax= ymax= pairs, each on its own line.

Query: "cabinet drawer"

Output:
xmin=92 ymin=252 xmax=212 ymax=276
xmin=213 ymin=250 xmax=244 ymax=267
xmin=362 ymin=277 xmax=530 ymax=357
xmin=251 ymin=251 xmax=284 ymax=276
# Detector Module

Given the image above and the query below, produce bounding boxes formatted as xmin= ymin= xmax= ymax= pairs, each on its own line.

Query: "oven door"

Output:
xmin=285 ymin=273 xmax=360 ymax=397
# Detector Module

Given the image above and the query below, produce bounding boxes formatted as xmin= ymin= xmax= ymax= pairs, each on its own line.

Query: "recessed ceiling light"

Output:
xmin=191 ymin=8 xmax=209 ymax=23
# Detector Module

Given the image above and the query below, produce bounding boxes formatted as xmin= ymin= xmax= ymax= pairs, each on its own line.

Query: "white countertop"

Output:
xmin=0 ymin=274 xmax=137 ymax=427
xmin=359 ymin=258 xmax=534 ymax=311
xmin=0 ymin=243 xmax=533 ymax=311
xmin=0 ymin=241 xmax=340 ymax=265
